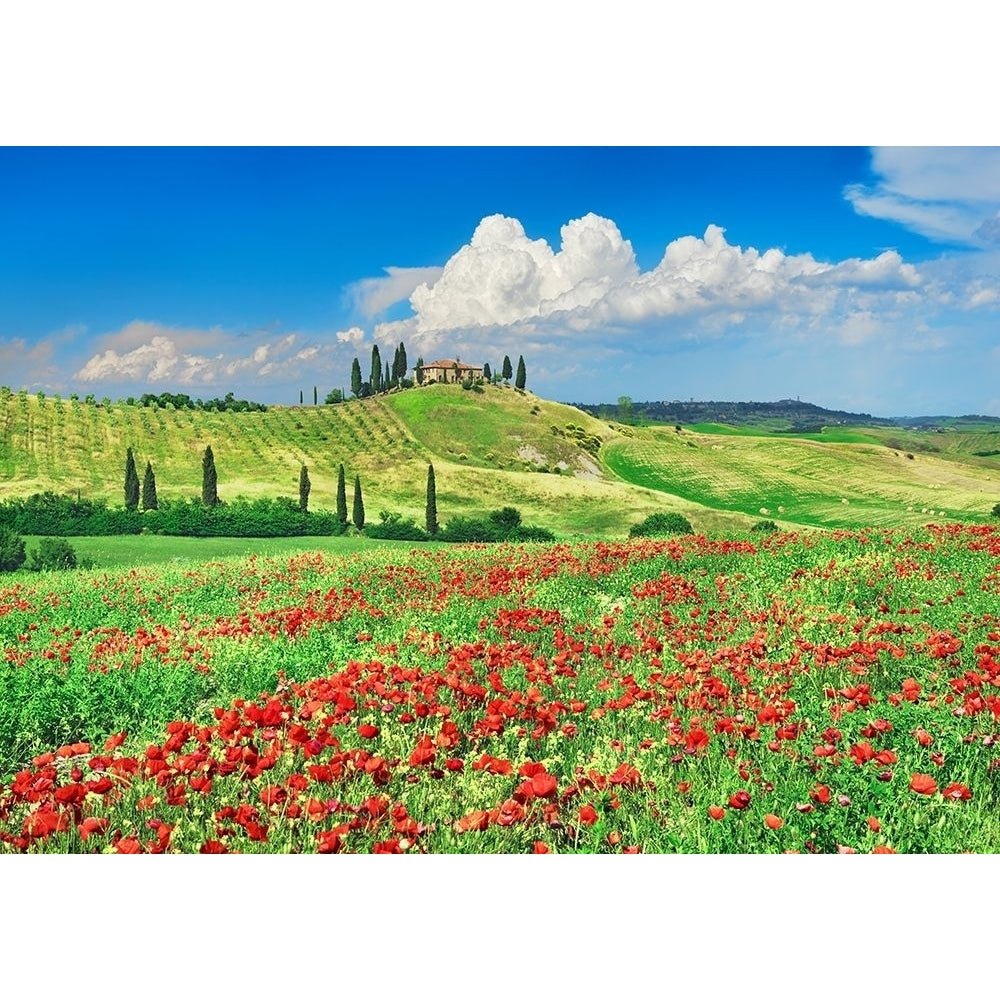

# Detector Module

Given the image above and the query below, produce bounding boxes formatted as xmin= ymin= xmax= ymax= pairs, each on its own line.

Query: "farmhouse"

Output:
xmin=418 ymin=359 xmax=483 ymax=384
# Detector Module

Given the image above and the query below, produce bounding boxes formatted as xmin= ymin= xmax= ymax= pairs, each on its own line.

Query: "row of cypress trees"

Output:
xmin=124 ymin=447 xmax=159 ymax=511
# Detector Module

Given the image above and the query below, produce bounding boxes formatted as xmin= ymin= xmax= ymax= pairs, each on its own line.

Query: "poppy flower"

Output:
xmin=532 ymin=841 xmax=550 ymax=853
xmin=764 ymin=814 xmax=783 ymax=830
xmin=909 ymin=773 xmax=938 ymax=795
xmin=357 ymin=723 xmax=380 ymax=739
xmin=728 ymin=790 xmax=751 ymax=810
xmin=579 ymin=804 xmax=599 ymax=826
xmin=941 ymin=782 xmax=972 ymax=802
xmin=867 ymin=816 xmax=881 ymax=832
xmin=708 ymin=805 xmax=726 ymax=820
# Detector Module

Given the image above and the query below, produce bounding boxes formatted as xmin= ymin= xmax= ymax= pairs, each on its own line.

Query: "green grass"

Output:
xmin=20 ymin=533 xmax=450 ymax=569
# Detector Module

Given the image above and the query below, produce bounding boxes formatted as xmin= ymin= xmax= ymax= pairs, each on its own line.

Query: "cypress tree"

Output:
xmin=425 ymin=463 xmax=438 ymax=536
xmin=299 ymin=390 xmax=304 ymax=405
xmin=515 ymin=355 xmax=526 ymax=390
xmin=483 ymin=362 xmax=492 ymax=382
xmin=352 ymin=475 xmax=365 ymax=530
xmin=351 ymin=358 xmax=362 ymax=398
xmin=415 ymin=357 xmax=424 ymax=385
xmin=124 ymin=447 xmax=140 ymax=511
xmin=141 ymin=461 xmax=158 ymax=511
xmin=395 ymin=342 xmax=408 ymax=383
xmin=384 ymin=361 xmax=391 ymax=392
xmin=502 ymin=355 xmax=513 ymax=383
xmin=336 ymin=463 xmax=348 ymax=524
xmin=370 ymin=344 xmax=382 ymax=394
xmin=202 ymin=445 xmax=219 ymax=506
xmin=299 ymin=464 xmax=311 ymax=513
xmin=313 ymin=386 xmax=318 ymax=405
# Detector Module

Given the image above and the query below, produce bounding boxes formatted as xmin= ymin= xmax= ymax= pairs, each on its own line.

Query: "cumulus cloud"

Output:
xmin=336 ymin=326 xmax=365 ymax=344
xmin=349 ymin=266 xmax=445 ymax=319
xmin=388 ymin=213 xmax=935 ymax=355
xmin=75 ymin=321 xmax=346 ymax=389
xmin=845 ymin=147 xmax=1000 ymax=245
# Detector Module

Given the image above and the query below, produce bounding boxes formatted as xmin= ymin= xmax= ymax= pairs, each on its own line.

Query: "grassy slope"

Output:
xmin=3 ymin=388 xmax=999 ymax=534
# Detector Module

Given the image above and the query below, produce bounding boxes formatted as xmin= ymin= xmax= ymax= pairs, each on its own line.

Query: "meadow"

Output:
xmin=3 ymin=524 xmax=998 ymax=853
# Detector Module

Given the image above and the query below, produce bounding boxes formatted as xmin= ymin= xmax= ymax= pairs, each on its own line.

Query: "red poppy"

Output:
xmin=530 ymin=772 xmax=558 ymax=799
xmin=941 ymin=782 xmax=972 ymax=801
xmin=909 ymin=773 xmax=938 ymax=795
xmin=867 ymin=816 xmax=881 ymax=832
xmin=532 ymin=841 xmax=550 ymax=853
xmin=707 ymin=805 xmax=726 ymax=821
xmin=872 ymin=845 xmax=896 ymax=853
xmin=809 ymin=784 xmax=832 ymax=805
xmin=579 ymin=804 xmax=599 ymax=826
xmin=357 ymin=723 xmax=380 ymax=739
xmin=728 ymin=790 xmax=751 ymax=810
xmin=912 ymin=727 xmax=934 ymax=747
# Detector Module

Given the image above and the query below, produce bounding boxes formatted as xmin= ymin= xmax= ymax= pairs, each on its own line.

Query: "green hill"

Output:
xmin=2 ymin=385 xmax=998 ymax=535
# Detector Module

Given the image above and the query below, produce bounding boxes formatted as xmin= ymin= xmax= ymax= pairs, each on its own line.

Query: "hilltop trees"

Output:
xmin=141 ymin=462 xmax=158 ymax=511
xmin=370 ymin=345 xmax=383 ymax=395
xmin=415 ymin=358 xmax=424 ymax=385
xmin=515 ymin=355 xmax=526 ymax=390
xmin=351 ymin=358 xmax=363 ymax=398
xmin=394 ymin=342 xmax=408 ymax=386
xmin=425 ymin=463 xmax=438 ymax=536
xmin=336 ymin=464 xmax=348 ymax=525
xmin=502 ymin=356 xmax=513 ymax=383
xmin=352 ymin=475 xmax=365 ymax=530
xmin=299 ymin=465 xmax=311 ymax=513
xmin=202 ymin=446 xmax=219 ymax=507
xmin=124 ymin=448 xmax=140 ymax=511
xmin=483 ymin=362 xmax=492 ymax=382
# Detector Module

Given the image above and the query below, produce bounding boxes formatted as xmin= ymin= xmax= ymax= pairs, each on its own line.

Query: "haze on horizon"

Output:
xmin=3 ymin=146 xmax=1000 ymax=419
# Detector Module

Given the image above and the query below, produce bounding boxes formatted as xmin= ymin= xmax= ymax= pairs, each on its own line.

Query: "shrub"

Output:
xmin=28 ymin=537 xmax=78 ymax=571
xmin=991 ymin=503 xmax=1000 ymax=519
xmin=628 ymin=512 xmax=694 ymax=538
xmin=366 ymin=511 xmax=428 ymax=541
xmin=751 ymin=519 xmax=779 ymax=533
xmin=0 ymin=527 xmax=26 ymax=572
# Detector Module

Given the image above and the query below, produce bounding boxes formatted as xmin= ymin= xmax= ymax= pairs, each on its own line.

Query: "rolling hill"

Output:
xmin=2 ymin=384 xmax=999 ymax=536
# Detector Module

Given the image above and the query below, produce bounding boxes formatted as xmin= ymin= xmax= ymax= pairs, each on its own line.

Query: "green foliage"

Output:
xmin=370 ymin=345 xmax=382 ymax=395
xmin=0 ymin=493 xmax=142 ymax=536
xmin=353 ymin=475 xmax=365 ymax=530
xmin=124 ymin=448 xmax=140 ymax=511
xmin=298 ymin=465 xmax=311 ymax=513
xmin=751 ymin=519 xmax=779 ymax=533
xmin=502 ymin=355 xmax=512 ymax=382
xmin=366 ymin=510 xmax=428 ymax=540
xmin=28 ymin=537 xmax=78 ymax=571
xmin=351 ymin=358 xmax=362 ymax=398
xmin=483 ymin=362 xmax=492 ymax=382
xmin=992 ymin=503 xmax=1000 ymax=519
xmin=415 ymin=357 xmax=424 ymax=386
xmin=426 ymin=464 xmax=438 ymax=536
xmin=325 ymin=389 xmax=343 ymax=404
xmin=202 ymin=445 xmax=219 ymax=507
xmin=141 ymin=462 xmax=158 ymax=511
xmin=336 ymin=464 xmax=348 ymax=525
xmin=0 ymin=526 xmax=26 ymax=571
xmin=515 ymin=355 xmax=526 ymax=390
xmin=440 ymin=506 xmax=554 ymax=543
xmin=628 ymin=512 xmax=694 ymax=537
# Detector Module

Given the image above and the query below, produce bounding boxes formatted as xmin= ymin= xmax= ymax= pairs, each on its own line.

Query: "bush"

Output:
xmin=366 ymin=511 xmax=428 ymax=541
xmin=28 ymin=537 xmax=78 ymax=571
xmin=992 ymin=503 xmax=1000 ymax=519
xmin=628 ymin=512 xmax=694 ymax=538
xmin=751 ymin=519 xmax=779 ymax=533
xmin=0 ymin=527 xmax=26 ymax=572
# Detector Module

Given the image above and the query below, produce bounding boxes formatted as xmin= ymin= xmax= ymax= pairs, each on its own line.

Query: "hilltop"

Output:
xmin=2 ymin=384 xmax=999 ymax=535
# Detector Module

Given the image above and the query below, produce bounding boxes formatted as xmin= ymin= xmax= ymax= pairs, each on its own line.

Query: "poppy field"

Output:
xmin=3 ymin=523 xmax=1000 ymax=853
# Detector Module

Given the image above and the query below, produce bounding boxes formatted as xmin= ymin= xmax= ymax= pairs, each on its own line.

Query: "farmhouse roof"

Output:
xmin=423 ymin=359 xmax=482 ymax=370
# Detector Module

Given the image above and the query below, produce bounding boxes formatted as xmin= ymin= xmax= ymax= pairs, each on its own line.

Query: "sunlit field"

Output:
xmin=3 ymin=523 xmax=999 ymax=853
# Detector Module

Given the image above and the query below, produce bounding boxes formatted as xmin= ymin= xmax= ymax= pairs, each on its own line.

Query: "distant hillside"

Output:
xmin=2 ymin=385 xmax=998 ymax=536
xmin=569 ymin=398 xmax=897 ymax=431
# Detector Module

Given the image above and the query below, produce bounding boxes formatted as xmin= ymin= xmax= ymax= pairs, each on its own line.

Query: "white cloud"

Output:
xmin=336 ymin=326 xmax=365 ymax=344
xmin=845 ymin=147 xmax=1000 ymax=245
xmin=75 ymin=322 xmax=347 ymax=389
xmin=349 ymin=266 xmax=445 ymax=319
xmin=392 ymin=214 xmax=935 ymax=355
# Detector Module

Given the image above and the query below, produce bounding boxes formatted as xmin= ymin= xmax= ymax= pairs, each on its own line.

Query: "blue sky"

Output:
xmin=3 ymin=146 xmax=1000 ymax=416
